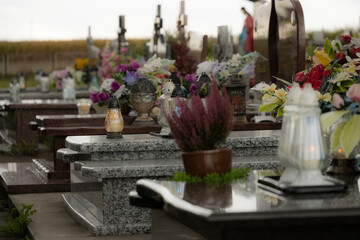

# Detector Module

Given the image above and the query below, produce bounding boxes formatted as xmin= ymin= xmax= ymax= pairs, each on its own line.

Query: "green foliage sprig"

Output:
xmin=0 ymin=204 xmax=36 ymax=239
xmin=173 ymin=168 xmax=250 ymax=186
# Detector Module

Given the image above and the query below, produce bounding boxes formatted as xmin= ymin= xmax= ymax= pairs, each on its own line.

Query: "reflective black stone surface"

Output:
xmin=132 ymin=170 xmax=360 ymax=240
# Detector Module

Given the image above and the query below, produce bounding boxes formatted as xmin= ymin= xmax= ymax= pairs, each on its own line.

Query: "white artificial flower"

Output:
xmin=100 ymin=79 xmax=115 ymax=92
xmin=113 ymin=85 xmax=126 ymax=99
xmin=196 ymin=60 xmax=217 ymax=75
xmin=328 ymin=71 xmax=352 ymax=86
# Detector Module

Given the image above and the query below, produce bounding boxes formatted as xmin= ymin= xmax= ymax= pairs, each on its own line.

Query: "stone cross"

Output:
xmin=153 ymin=5 xmax=164 ymax=55
xmin=117 ymin=15 xmax=129 ymax=54
xmin=177 ymin=0 xmax=187 ymax=44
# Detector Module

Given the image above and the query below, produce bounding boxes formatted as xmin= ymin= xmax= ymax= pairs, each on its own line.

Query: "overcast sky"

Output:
xmin=0 ymin=0 xmax=359 ymax=41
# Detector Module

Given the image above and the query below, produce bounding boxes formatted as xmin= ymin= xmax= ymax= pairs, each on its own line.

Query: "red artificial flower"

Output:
xmin=335 ymin=52 xmax=346 ymax=64
xmin=350 ymin=46 xmax=360 ymax=59
xmin=293 ymin=72 xmax=308 ymax=85
xmin=323 ymin=69 xmax=330 ymax=77
xmin=304 ymin=64 xmax=327 ymax=91
xmin=339 ymin=34 xmax=352 ymax=44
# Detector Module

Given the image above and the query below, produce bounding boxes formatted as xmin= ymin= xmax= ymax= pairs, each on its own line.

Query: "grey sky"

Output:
xmin=0 ymin=0 xmax=359 ymax=41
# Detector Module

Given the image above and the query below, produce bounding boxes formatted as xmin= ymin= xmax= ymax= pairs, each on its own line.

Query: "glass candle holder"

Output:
xmin=105 ymin=96 xmax=124 ymax=139
xmin=77 ymin=100 xmax=91 ymax=115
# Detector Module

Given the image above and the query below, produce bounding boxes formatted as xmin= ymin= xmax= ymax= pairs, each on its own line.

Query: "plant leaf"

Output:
xmin=340 ymin=115 xmax=360 ymax=158
xmin=272 ymin=76 xmax=292 ymax=86
xmin=330 ymin=122 xmax=346 ymax=154
xmin=259 ymin=103 xmax=279 ymax=113
xmin=320 ymin=110 xmax=349 ymax=132
xmin=335 ymin=42 xmax=342 ymax=52
xmin=276 ymin=104 xmax=284 ymax=117
xmin=324 ymin=38 xmax=334 ymax=59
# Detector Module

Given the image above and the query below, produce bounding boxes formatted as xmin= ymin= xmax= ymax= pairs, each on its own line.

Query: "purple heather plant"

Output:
xmin=165 ymin=80 xmax=234 ymax=152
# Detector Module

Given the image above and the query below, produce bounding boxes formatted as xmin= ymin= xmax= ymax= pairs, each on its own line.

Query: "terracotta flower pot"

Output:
xmin=182 ymin=148 xmax=232 ymax=177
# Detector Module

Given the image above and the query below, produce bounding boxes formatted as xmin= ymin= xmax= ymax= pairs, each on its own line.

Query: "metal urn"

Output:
xmin=130 ymin=77 xmax=157 ymax=122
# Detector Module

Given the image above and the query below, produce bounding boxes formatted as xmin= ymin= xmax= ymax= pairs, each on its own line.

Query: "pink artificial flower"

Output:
xmin=346 ymin=84 xmax=360 ymax=102
xmin=57 ymin=70 xmax=67 ymax=79
xmin=332 ymin=94 xmax=344 ymax=109
xmin=130 ymin=61 xmax=140 ymax=71
xmin=185 ymin=74 xmax=197 ymax=83
xmin=189 ymin=83 xmax=197 ymax=94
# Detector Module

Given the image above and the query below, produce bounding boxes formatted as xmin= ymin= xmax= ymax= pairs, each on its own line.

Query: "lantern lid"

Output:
xmin=169 ymin=72 xmax=181 ymax=86
xmin=65 ymin=71 xmax=73 ymax=79
xmin=171 ymin=85 xmax=185 ymax=98
xmin=108 ymin=96 xmax=121 ymax=108
xmin=197 ymin=72 xmax=211 ymax=85
xmin=130 ymin=77 xmax=157 ymax=93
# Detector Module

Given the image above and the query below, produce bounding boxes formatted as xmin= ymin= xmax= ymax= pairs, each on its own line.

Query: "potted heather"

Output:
xmin=165 ymin=80 xmax=234 ymax=177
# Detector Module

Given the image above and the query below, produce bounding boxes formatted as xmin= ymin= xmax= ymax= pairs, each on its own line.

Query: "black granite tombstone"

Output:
xmin=254 ymin=0 xmax=305 ymax=85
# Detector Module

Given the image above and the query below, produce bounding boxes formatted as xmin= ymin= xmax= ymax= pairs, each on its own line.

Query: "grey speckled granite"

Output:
xmin=81 ymin=155 xmax=281 ymax=179
xmin=62 ymin=130 xmax=280 ymax=162
xmin=57 ymin=148 xmax=91 ymax=163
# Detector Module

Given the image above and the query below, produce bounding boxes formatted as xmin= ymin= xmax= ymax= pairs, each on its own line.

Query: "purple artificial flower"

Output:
xmin=90 ymin=92 xmax=99 ymax=103
xmin=130 ymin=61 xmax=140 ymax=71
xmin=123 ymin=71 xmax=139 ymax=86
xmin=97 ymin=92 xmax=110 ymax=102
xmin=114 ymin=64 xmax=129 ymax=73
xmin=177 ymin=72 xmax=182 ymax=78
xmin=56 ymin=79 xmax=62 ymax=90
xmin=189 ymin=83 xmax=197 ymax=94
xmin=185 ymin=74 xmax=197 ymax=83
xmin=110 ymin=81 xmax=121 ymax=91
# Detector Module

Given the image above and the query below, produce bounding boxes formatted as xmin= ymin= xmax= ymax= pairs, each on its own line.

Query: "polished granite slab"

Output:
xmin=0 ymin=162 xmax=70 ymax=193
xmin=66 ymin=130 xmax=280 ymax=153
xmin=131 ymin=171 xmax=360 ymax=240
xmin=62 ymin=130 xmax=280 ymax=162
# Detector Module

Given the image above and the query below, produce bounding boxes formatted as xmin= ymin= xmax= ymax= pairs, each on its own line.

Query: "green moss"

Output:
xmin=173 ymin=168 xmax=250 ymax=186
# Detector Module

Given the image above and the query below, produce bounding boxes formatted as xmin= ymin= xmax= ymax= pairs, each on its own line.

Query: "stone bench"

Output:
xmin=62 ymin=155 xmax=281 ymax=236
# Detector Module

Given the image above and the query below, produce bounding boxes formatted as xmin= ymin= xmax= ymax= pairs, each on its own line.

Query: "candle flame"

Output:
xmin=338 ymin=148 xmax=342 ymax=153
xmin=310 ymin=146 xmax=315 ymax=151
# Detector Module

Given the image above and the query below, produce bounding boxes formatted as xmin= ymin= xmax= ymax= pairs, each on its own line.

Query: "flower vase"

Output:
xmin=92 ymin=104 xmax=107 ymax=114
xmin=181 ymin=148 xmax=232 ymax=177
xmin=130 ymin=77 xmax=158 ymax=122
xmin=73 ymin=70 xmax=83 ymax=85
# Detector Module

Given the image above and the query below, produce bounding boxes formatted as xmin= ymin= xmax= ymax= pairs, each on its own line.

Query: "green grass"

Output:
xmin=0 ymin=75 xmax=36 ymax=89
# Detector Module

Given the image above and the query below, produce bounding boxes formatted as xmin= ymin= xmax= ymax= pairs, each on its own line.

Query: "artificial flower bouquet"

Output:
xmin=258 ymin=34 xmax=360 ymax=117
xmin=49 ymin=69 xmax=68 ymax=91
xmin=90 ymin=61 xmax=140 ymax=107
xmin=180 ymin=52 xmax=264 ymax=98
xmin=90 ymin=54 xmax=175 ymax=108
